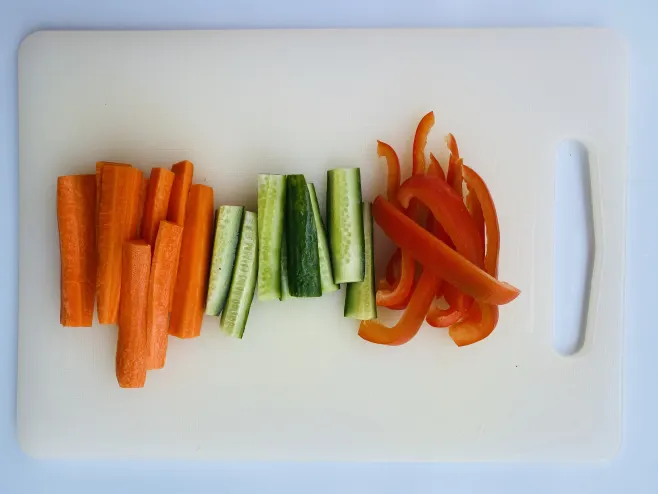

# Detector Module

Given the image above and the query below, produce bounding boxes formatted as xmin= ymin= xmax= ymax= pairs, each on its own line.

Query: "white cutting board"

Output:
xmin=17 ymin=29 xmax=627 ymax=461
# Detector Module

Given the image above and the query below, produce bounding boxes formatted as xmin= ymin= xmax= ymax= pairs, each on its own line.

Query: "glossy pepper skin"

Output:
xmin=359 ymin=269 xmax=439 ymax=346
xmin=371 ymin=195 xmax=519 ymax=306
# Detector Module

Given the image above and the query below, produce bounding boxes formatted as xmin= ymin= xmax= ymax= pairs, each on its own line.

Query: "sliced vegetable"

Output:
xmin=426 ymin=283 xmax=471 ymax=328
xmin=97 ymin=164 xmax=143 ymax=324
xmin=428 ymin=153 xmax=445 ymax=181
xmin=443 ymin=165 xmax=503 ymax=346
xmin=345 ymin=202 xmax=377 ymax=320
xmin=412 ymin=111 xmax=435 ymax=175
xmin=137 ymin=177 xmax=149 ymax=237
xmin=307 ymin=183 xmax=339 ymax=294
xmin=95 ymin=162 xmax=129 ymax=240
xmin=141 ymin=168 xmax=175 ymax=247
xmin=116 ymin=240 xmax=150 ymax=388
xmin=257 ymin=174 xmax=286 ymax=301
xmin=206 ymin=206 xmax=244 ymax=316
xmin=326 ymin=168 xmax=364 ymax=283
xmin=169 ymin=184 xmax=214 ymax=339
xmin=449 ymin=302 xmax=499 ymax=347
xmin=397 ymin=175 xmax=484 ymax=266
xmin=285 ymin=175 xmax=322 ymax=297
xmin=376 ymin=140 xmax=401 ymax=208
xmin=359 ymin=269 xmax=438 ymax=345
xmin=280 ymin=231 xmax=292 ymax=300
xmin=221 ymin=211 xmax=258 ymax=338
xmin=463 ymin=165 xmax=499 ymax=278
xmin=445 ymin=134 xmax=463 ymax=194
xmin=376 ymin=250 xmax=415 ymax=307
xmin=167 ymin=160 xmax=194 ymax=226
xmin=57 ymin=174 xmax=97 ymax=327
xmin=146 ymin=221 xmax=183 ymax=369
xmin=372 ymin=196 xmax=519 ymax=305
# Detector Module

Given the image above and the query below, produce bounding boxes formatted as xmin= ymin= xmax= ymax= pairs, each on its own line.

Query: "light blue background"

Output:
xmin=2 ymin=1 xmax=655 ymax=492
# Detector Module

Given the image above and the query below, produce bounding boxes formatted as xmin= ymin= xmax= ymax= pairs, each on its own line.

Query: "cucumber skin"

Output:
xmin=257 ymin=174 xmax=286 ymax=301
xmin=220 ymin=211 xmax=259 ymax=338
xmin=344 ymin=202 xmax=377 ymax=320
xmin=326 ymin=168 xmax=365 ymax=284
xmin=205 ymin=206 xmax=244 ymax=316
xmin=285 ymin=175 xmax=322 ymax=298
xmin=307 ymin=183 xmax=339 ymax=294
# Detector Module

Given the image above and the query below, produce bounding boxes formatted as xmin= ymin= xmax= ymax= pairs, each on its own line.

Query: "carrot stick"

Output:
xmin=97 ymin=164 xmax=144 ymax=324
xmin=146 ymin=221 xmax=183 ymax=369
xmin=169 ymin=184 xmax=214 ymax=339
xmin=141 ymin=168 xmax=175 ymax=247
xmin=96 ymin=162 xmax=130 ymax=243
xmin=167 ymin=160 xmax=194 ymax=226
xmin=137 ymin=177 xmax=149 ymax=237
xmin=116 ymin=240 xmax=150 ymax=388
xmin=57 ymin=174 xmax=97 ymax=327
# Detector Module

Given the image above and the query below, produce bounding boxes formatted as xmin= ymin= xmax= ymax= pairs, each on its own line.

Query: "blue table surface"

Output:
xmin=2 ymin=1 xmax=657 ymax=493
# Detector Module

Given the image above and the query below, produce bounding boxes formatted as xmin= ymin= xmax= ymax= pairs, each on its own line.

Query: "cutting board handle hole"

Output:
xmin=553 ymin=140 xmax=594 ymax=356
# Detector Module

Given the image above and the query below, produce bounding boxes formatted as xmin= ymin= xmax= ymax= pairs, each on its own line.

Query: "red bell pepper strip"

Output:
xmin=428 ymin=153 xmax=446 ymax=181
xmin=466 ymin=185 xmax=485 ymax=258
xmin=385 ymin=248 xmax=401 ymax=287
xmin=397 ymin=175 xmax=484 ymax=266
xmin=463 ymin=165 xmax=499 ymax=278
xmin=426 ymin=282 xmax=472 ymax=327
xmin=372 ymin=196 xmax=519 ymax=305
xmin=376 ymin=250 xmax=415 ymax=307
xmin=376 ymin=112 xmax=434 ymax=308
xmin=359 ymin=269 xmax=438 ymax=345
xmin=449 ymin=302 xmax=499 ymax=347
xmin=445 ymin=134 xmax=463 ymax=194
xmin=412 ymin=111 xmax=435 ymax=176
xmin=446 ymin=166 xmax=503 ymax=345
xmin=377 ymin=140 xmax=401 ymax=208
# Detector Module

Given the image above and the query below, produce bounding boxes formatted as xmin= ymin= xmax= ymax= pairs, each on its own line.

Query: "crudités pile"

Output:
xmin=56 ymin=112 xmax=519 ymax=388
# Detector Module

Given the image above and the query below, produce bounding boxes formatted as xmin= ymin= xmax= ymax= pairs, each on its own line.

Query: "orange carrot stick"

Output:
xmin=141 ymin=168 xmax=175 ymax=247
xmin=167 ymin=160 xmax=194 ymax=226
xmin=136 ymin=177 xmax=149 ymax=237
xmin=97 ymin=165 xmax=143 ymax=324
xmin=116 ymin=240 xmax=150 ymax=388
xmin=57 ymin=174 xmax=97 ymax=327
xmin=96 ymin=162 xmax=130 ymax=243
xmin=169 ymin=184 xmax=214 ymax=339
xmin=146 ymin=221 xmax=183 ymax=369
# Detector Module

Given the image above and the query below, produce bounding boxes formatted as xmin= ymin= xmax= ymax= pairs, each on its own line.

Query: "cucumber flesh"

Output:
xmin=307 ymin=183 xmax=339 ymax=294
xmin=345 ymin=202 xmax=377 ymax=320
xmin=205 ymin=206 xmax=244 ymax=316
xmin=280 ymin=229 xmax=292 ymax=300
xmin=327 ymin=168 xmax=364 ymax=283
xmin=285 ymin=175 xmax=322 ymax=297
xmin=257 ymin=174 xmax=286 ymax=301
xmin=220 ymin=211 xmax=259 ymax=338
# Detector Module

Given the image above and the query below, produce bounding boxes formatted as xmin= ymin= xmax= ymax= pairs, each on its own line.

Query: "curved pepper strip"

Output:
xmin=376 ymin=250 xmax=415 ymax=307
xmin=412 ymin=111 xmax=435 ymax=176
xmin=376 ymin=140 xmax=401 ymax=209
xmin=427 ymin=282 xmax=472 ymax=327
xmin=372 ymin=196 xmax=519 ymax=305
xmin=466 ymin=185 xmax=486 ymax=258
xmin=428 ymin=153 xmax=446 ymax=181
xmin=359 ymin=269 xmax=438 ymax=345
xmin=398 ymin=175 xmax=484 ymax=266
xmin=445 ymin=134 xmax=463 ymax=194
xmin=376 ymin=112 xmax=435 ymax=308
xmin=449 ymin=302 xmax=499 ymax=347
xmin=447 ymin=165 xmax=503 ymax=345
xmin=463 ymin=165 xmax=499 ymax=277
